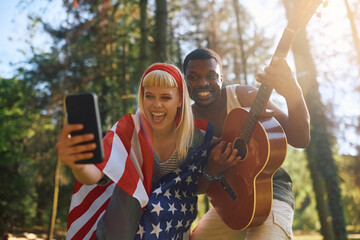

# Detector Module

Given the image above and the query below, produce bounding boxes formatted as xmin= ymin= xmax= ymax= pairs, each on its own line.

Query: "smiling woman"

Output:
xmin=56 ymin=62 xmax=218 ymax=240
xmin=137 ymin=63 xmax=194 ymax=161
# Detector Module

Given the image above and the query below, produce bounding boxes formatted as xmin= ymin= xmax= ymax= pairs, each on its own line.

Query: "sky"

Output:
xmin=0 ymin=0 xmax=65 ymax=78
xmin=0 ymin=1 xmax=26 ymax=77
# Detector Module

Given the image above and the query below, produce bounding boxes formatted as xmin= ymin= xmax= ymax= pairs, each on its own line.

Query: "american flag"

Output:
xmin=66 ymin=111 xmax=212 ymax=240
xmin=135 ymin=125 xmax=212 ymax=239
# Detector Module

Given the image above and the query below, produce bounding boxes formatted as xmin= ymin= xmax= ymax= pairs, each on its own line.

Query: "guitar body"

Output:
xmin=206 ymin=107 xmax=287 ymax=230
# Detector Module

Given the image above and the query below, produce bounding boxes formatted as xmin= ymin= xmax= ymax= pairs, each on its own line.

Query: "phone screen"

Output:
xmin=65 ymin=93 xmax=104 ymax=164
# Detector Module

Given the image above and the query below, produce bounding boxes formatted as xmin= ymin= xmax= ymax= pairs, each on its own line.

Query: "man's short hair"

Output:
xmin=183 ymin=48 xmax=222 ymax=75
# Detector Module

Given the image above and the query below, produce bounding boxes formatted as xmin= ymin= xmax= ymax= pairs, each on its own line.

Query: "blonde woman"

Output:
xmin=57 ymin=63 xmax=239 ymax=240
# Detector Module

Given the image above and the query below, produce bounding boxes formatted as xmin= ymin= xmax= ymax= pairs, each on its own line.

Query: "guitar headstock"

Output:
xmin=287 ymin=0 xmax=327 ymax=32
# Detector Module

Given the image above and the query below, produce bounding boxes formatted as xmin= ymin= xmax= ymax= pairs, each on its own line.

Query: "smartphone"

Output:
xmin=65 ymin=93 xmax=104 ymax=164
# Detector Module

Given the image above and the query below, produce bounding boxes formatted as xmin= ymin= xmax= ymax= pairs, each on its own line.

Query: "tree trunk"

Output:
xmin=154 ymin=0 xmax=167 ymax=62
xmin=344 ymin=0 xmax=360 ymax=78
xmin=139 ymin=0 xmax=148 ymax=73
xmin=292 ymin=16 xmax=348 ymax=240
xmin=121 ymin=42 xmax=129 ymax=115
xmin=48 ymin=97 xmax=67 ymax=240
xmin=292 ymin=28 xmax=337 ymax=240
xmin=232 ymin=0 xmax=248 ymax=85
xmin=207 ymin=1 xmax=218 ymax=52
xmin=282 ymin=1 xmax=348 ymax=239
xmin=48 ymin=159 xmax=61 ymax=240
xmin=306 ymin=149 xmax=336 ymax=240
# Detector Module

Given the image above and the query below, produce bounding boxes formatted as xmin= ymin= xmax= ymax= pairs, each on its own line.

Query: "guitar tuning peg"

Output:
xmin=323 ymin=0 xmax=329 ymax=8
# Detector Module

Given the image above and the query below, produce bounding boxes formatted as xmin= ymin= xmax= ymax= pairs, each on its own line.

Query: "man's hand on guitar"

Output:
xmin=255 ymin=57 xmax=303 ymax=101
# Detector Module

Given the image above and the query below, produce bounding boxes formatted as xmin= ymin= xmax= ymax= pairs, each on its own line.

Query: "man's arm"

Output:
xmin=270 ymin=86 xmax=310 ymax=148
xmin=237 ymin=58 xmax=310 ymax=148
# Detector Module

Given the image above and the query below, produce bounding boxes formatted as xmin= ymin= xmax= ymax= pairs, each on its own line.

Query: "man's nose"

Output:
xmin=198 ymin=76 xmax=210 ymax=86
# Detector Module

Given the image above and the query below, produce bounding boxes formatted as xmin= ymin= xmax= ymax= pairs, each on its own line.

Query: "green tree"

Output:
xmin=154 ymin=0 xmax=168 ymax=61
xmin=0 ymin=77 xmax=38 ymax=235
xmin=283 ymin=148 xmax=320 ymax=230
xmin=282 ymin=0 xmax=348 ymax=239
xmin=179 ymin=0 xmax=273 ymax=85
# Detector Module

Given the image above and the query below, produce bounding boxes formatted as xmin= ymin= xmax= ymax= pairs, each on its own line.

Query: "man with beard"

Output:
xmin=183 ymin=48 xmax=310 ymax=240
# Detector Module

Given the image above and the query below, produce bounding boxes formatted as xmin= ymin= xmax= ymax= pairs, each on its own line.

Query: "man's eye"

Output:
xmin=187 ymin=76 xmax=198 ymax=81
xmin=207 ymin=74 xmax=218 ymax=80
xmin=145 ymin=95 xmax=154 ymax=99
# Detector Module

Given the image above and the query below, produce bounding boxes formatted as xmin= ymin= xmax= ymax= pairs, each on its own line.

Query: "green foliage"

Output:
xmin=0 ymin=77 xmax=38 ymax=235
xmin=335 ymin=154 xmax=360 ymax=231
xmin=283 ymin=147 xmax=320 ymax=231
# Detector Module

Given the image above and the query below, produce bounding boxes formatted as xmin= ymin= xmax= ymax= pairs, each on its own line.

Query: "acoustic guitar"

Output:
xmin=206 ymin=0 xmax=325 ymax=230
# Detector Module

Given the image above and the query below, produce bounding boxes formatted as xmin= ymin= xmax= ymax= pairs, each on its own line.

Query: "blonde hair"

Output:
xmin=137 ymin=63 xmax=194 ymax=160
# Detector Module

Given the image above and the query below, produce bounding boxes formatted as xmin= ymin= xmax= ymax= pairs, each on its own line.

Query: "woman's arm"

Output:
xmin=56 ymin=124 xmax=104 ymax=185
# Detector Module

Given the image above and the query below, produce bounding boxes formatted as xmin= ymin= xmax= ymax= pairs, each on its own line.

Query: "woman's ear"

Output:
xmin=177 ymin=97 xmax=182 ymax=108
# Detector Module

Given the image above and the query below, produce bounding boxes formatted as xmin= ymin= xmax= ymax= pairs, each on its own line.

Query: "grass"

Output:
xmin=294 ymin=230 xmax=360 ymax=240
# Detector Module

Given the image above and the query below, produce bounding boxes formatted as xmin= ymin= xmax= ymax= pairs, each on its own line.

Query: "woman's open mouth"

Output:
xmin=151 ymin=112 xmax=166 ymax=122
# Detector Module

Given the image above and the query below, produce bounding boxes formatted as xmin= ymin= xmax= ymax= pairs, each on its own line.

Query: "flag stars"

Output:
xmin=201 ymin=149 xmax=207 ymax=157
xmin=182 ymin=191 xmax=187 ymax=198
xmin=175 ymin=220 xmax=183 ymax=230
xmin=153 ymin=186 xmax=162 ymax=197
xmin=150 ymin=223 xmax=162 ymax=238
xmin=174 ymin=176 xmax=181 ymax=183
xmin=165 ymin=220 xmax=173 ymax=233
xmin=137 ymin=225 xmax=145 ymax=239
xmin=181 ymin=203 xmax=187 ymax=214
xmin=186 ymin=176 xmax=192 ymax=185
xmin=151 ymin=202 xmax=164 ymax=216
xmin=188 ymin=163 xmax=197 ymax=172
xmin=174 ymin=168 xmax=181 ymax=175
xmin=164 ymin=189 xmax=172 ymax=199
xmin=168 ymin=203 xmax=177 ymax=214
xmin=174 ymin=190 xmax=181 ymax=199
xmin=189 ymin=203 xmax=195 ymax=214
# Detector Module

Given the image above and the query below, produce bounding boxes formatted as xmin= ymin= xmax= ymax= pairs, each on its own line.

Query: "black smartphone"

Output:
xmin=65 ymin=93 xmax=104 ymax=164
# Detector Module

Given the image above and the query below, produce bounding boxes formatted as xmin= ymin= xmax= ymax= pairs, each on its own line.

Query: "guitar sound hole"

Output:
xmin=233 ymin=138 xmax=247 ymax=160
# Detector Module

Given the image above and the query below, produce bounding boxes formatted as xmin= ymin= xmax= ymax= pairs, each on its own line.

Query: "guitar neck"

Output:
xmin=240 ymin=27 xmax=297 ymax=143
